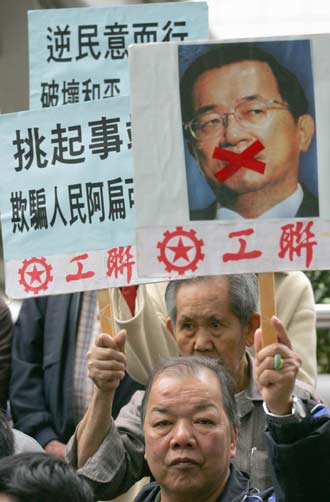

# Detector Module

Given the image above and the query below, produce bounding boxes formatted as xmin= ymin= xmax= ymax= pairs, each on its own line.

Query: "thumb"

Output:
xmin=271 ymin=316 xmax=292 ymax=349
xmin=254 ymin=327 xmax=263 ymax=353
xmin=96 ymin=332 xmax=115 ymax=348
xmin=114 ymin=329 xmax=127 ymax=354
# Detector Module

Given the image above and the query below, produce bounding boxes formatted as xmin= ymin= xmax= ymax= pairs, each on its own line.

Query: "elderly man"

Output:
xmin=114 ymin=272 xmax=317 ymax=392
xmin=181 ymin=43 xmax=318 ymax=220
xmin=135 ymin=354 xmax=329 ymax=502
xmin=66 ymin=274 xmax=312 ymax=498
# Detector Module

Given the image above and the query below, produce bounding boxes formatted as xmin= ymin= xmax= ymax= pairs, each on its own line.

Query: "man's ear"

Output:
xmin=230 ymin=426 xmax=238 ymax=459
xmin=245 ymin=313 xmax=260 ymax=347
xmin=166 ymin=318 xmax=175 ymax=338
xmin=297 ymin=114 xmax=315 ymax=152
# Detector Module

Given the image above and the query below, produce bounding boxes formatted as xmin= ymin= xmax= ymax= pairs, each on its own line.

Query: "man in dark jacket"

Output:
xmin=135 ymin=344 xmax=330 ymax=501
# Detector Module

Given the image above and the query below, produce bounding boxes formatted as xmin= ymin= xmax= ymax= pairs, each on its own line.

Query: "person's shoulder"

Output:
xmin=12 ymin=428 xmax=44 ymax=454
xmin=275 ymin=271 xmax=314 ymax=311
xmin=145 ymin=282 xmax=168 ymax=300
xmin=275 ymin=271 xmax=310 ymax=290
xmin=133 ymin=480 xmax=160 ymax=502
xmin=131 ymin=390 xmax=145 ymax=409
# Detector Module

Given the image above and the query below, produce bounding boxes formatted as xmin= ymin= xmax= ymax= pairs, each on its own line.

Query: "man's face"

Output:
xmin=191 ymin=60 xmax=314 ymax=205
xmin=144 ymin=369 xmax=236 ymax=501
xmin=174 ymin=278 xmax=253 ymax=378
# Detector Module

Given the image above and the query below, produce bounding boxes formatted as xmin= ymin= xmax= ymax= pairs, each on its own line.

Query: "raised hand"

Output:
xmin=87 ymin=329 xmax=127 ymax=394
xmin=254 ymin=316 xmax=302 ymax=415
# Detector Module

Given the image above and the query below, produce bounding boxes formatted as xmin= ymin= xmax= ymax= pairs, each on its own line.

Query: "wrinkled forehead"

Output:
xmin=192 ymin=60 xmax=281 ymax=111
xmin=147 ymin=367 xmax=223 ymax=409
xmin=176 ymin=276 xmax=229 ymax=301
xmin=175 ymin=277 xmax=232 ymax=315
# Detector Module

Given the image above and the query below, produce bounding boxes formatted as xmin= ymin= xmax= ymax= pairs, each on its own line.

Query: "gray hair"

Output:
xmin=141 ymin=356 xmax=238 ymax=430
xmin=165 ymin=274 xmax=258 ymax=329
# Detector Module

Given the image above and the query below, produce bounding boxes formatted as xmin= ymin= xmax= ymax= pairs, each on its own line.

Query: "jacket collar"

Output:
xmin=134 ymin=465 xmax=257 ymax=502
xmin=219 ymin=465 xmax=254 ymax=502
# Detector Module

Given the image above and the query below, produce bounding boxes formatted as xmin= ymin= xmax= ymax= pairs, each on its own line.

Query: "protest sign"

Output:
xmin=0 ymin=2 xmax=209 ymax=300
xmin=0 ymin=97 xmax=143 ymax=298
xmin=28 ymin=2 xmax=208 ymax=109
xmin=129 ymin=35 xmax=330 ymax=280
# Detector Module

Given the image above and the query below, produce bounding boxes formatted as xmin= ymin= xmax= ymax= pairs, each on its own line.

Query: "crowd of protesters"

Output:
xmin=0 ymin=272 xmax=328 ymax=501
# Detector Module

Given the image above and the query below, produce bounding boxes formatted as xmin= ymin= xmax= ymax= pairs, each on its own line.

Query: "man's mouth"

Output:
xmin=170 ymin=457 xmax=199 ymax=467
xmin=212 ymin=140 xmax=266 ymax=182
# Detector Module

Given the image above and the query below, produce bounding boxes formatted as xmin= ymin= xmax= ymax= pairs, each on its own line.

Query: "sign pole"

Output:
xmin=258 ymin=272 xmax=278 ymax=346
xmin=97 ymin=288 xmax=115 ymax=336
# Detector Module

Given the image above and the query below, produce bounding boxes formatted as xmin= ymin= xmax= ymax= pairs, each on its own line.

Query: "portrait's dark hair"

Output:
xmin=0 ymin=410 xmax=14 ymax=459
xmin=0 ymin=453 xmax=94 ymax=502
xmin=141 ymin=356 xmax=238 ymax=430
xmin=180 ymin=43 xmax=309 ymax=124
xmin=165 ymin=274 xmax=258 ymax=330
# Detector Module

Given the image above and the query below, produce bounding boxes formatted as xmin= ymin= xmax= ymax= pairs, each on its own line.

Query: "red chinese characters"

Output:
xmin=66 ymin=253 xmax=95 ymax=282
xmin=106 ymin=245 xmax=135 ymax=284
xmin=222 ymin=228 xmax=262 ymax=262
xmin=278 ymin=221 xmax=317 ymax=268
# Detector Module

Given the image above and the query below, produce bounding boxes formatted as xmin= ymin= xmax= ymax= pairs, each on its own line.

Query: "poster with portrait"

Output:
xmin=129 ymin=35 xmax=330 ymax=279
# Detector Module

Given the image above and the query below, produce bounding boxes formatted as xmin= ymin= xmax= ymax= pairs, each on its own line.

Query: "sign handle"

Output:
xmin=258 ymin=272 xmax=277 ymax=347
xmin=97 ymin=288 xmax=115 ymax=336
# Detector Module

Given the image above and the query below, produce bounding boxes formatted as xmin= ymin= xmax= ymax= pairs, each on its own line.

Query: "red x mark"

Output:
xmin=213 ymin=140 xmax=266 ymax=183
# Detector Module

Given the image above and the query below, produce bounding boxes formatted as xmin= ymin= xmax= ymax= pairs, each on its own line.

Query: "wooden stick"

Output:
xmin=258 ymin=272 xmax=277 ymax=347
xmin=97 ymin=288 xmax=115 ymax=336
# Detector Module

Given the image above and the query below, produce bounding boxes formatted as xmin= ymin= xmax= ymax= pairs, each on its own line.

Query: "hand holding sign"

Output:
xmin=254 ymin=315 xmax=302 ymax=415
xmin=87 ymin=329 xmax=127 ymax=394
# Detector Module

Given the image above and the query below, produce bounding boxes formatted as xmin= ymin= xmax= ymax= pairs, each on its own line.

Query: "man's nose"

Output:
xmin=220 ymin=113 xmax=249 ymax=146
xmin=193 ymin=329 xmax=214 ymax=353
xmin=170 ymin=420 xmax=196 ymax=449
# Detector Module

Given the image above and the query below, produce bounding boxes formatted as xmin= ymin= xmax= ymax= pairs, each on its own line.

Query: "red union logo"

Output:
xmin=157 ymin=226 xmax=204 ymax=275
xmin=18 ymin=257 xmax=53 ymax=294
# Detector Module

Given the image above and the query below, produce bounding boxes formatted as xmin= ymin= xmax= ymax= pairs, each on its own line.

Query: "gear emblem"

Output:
xmin=18 ymin=257 xmax=53 ymax=295
xmin=157 ymin=226 xmax=204 ymax=275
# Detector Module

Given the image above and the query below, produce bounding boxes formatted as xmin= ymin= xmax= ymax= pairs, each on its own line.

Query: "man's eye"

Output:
xmin=154 ymin=420 xmax=172 ymax=428
xmin=182 ymin=322 xmax=194 ymax=330
xmin=199 ymin=117 xmax=222 ymax=130
xmin=195 ymin=418 xmax=214 ymax=426
xmin=244 ymin=107 xmax=266 ymax=117
xmin=210 ymin=320 xmax=222 ymax=329
xmin=249 ymin=106 xmax=263 ymax=113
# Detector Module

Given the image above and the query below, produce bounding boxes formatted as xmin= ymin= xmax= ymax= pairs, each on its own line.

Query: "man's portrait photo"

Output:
xmin=179 ymin=40 xmax=319 ymax=221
